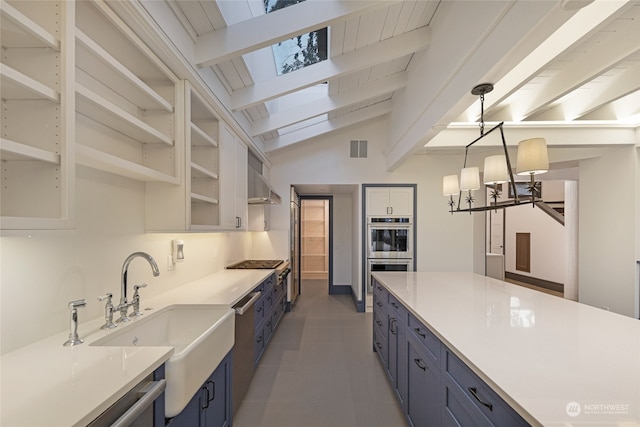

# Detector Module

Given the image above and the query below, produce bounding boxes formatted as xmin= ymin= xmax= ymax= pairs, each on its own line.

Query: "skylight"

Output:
xmin=264 ymin=0 xmax=328 ymax=76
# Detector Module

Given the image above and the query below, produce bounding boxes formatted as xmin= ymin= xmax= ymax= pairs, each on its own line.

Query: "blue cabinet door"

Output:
xmin=203 ymin=353 xmax=231 ymax=427
xmin=165 ymin=387 xmax=203 ymax=427
xmin=166 ymin=352 xmax=231 ymax=427
xmin=406 ymin=334 xmax=440 ymax=427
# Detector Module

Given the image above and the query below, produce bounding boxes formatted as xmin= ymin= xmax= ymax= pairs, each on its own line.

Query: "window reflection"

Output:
xmin=510 ymin=297 xmax=535 ymax=328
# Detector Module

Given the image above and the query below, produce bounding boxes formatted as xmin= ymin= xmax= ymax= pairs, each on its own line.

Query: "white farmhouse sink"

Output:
xmin=91 ymin=304 xmax=235 ymax=417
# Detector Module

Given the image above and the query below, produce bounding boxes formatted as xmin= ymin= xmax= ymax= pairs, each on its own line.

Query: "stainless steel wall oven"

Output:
xmin=367 ymin=217 xmax=412 ymax=259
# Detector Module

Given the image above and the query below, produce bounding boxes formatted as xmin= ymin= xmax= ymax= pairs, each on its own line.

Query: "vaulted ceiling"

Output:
xmin=134 ymin=0 xmax=639 ymax=170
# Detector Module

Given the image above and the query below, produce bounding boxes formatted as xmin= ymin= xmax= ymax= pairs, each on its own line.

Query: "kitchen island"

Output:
xmin=0 ymin=269 xmax=273 ymax=427
xmin=372 ymin=271 xmax=640 ymax=426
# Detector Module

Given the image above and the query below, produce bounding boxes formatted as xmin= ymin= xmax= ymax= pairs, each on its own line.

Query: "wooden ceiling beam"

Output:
xmin=194 ymin=0 xmax=400 ymax=68
xmin=231 ymin=27 xmax=430 ymax=111
xmin=251 ymin=72 xmax=406 ymax=136
xmin=263 ymin=100 xmax=392 ymax=152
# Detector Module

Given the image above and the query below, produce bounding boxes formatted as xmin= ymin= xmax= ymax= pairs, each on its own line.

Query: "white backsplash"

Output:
xmin=0 ymin=166 xmax=262 ymax=355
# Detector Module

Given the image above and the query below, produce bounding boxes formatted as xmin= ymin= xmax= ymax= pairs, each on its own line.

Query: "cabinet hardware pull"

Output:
xmin=376 ymin=301 xmax=382 ymax=307
xmin=413 ymin=358 xmax=427 ymax=371
xmin=209 ymin=381 xmax=215 ymax=403
xmin=111 ymin=379 xmax=166 ymax=427
xmin=391 ymin=302 xmax=398 ymax=308
xmin=389 ymin=318 xmax=397 ymax=335
xmin=376 ymin=320 xmax=383 ymax=327
xmin=468 ymin=387 xmax=493 ymax=411
xmin=414 ymin=328 xmax=426 ymax=338
xmin=202 ymin=382 xmax=210 ymax=409
xmin=376 ymin=342 xmax=382 ymax=350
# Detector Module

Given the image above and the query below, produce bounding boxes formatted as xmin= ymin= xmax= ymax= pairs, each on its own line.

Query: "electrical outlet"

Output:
xmin=167 ymin=254 xmax=175 ymax=271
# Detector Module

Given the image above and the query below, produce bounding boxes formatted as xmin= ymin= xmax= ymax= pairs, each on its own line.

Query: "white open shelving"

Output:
xmin=0 ymin=0 xmax=74 ymax=229
xmin=145 ymin=81 xmax=221 ymax=231
xmin=74 ymin=0 xmax=178 ymax=184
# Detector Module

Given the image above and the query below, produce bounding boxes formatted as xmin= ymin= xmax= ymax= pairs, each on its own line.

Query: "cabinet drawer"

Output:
xmin=443 ymin=380 xmax=492 ymax=427
xmin=388 ymin=294 xmax=407 ymax=325
xmin=373 ymin=304 xmax=387 ymax=335
xmin=406 ymin=334 xmax=441 ymax=427
xmin=254 ymin=299 xmax=265 ymax=327
xmin=254 ymin=327 xmax=265 ymax=364
xmin=373 ymin=328 xmax=387 ymax=365
xmin=444 ymin=350 xmax=530 ymax=427
xmin=408 ymin=313 xmax=440 ymax=361
xmin=264 ymin=287 xmax=275 ymax=311
xmin=373 ymin=279 xmax=388 ymax=302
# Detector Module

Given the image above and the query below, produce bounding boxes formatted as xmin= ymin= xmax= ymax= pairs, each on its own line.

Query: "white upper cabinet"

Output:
xmin=219 ymin=124 xmax=247 ymax=230
xmin=0 ymin=0 xmax=75 ymax=229
xmin=74 ymin=0 xmax=179 ymax=184
xmin=366 ymin=187 xmax=414 ymax=216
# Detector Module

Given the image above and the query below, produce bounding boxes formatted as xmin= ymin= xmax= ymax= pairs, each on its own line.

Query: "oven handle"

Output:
xmin=111 ymin=379 xmax=166 ymax=427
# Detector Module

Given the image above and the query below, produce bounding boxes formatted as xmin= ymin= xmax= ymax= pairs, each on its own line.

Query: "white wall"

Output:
xmin=267 ymin=118 xmax=475 ymax=302
xmin=504 ymin=203 xmax=565 ymax=284
xmin=579 ymin=146 xmax=637 ymax=317
xmin=0 ymin=166 xmax=254 ymax=354
xmin=333 ymin=193 xmax=353 ymax=287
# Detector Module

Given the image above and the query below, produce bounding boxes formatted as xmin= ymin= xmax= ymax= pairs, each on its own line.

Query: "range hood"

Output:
xmin=248 ymin=166 xmax=281 ymax=204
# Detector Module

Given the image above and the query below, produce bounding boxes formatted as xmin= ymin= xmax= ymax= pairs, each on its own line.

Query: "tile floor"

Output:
xmin=233 ymin=281 xmax=409 ymax=427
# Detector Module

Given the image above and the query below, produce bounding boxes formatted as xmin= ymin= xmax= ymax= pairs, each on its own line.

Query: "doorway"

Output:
xmin=299 ymin=196 xmax=333 ymax=295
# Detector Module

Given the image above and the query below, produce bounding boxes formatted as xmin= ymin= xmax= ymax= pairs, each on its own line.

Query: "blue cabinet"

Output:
xmin=254 ymin=273 xmax=285 ymax=365
xmin=406 ymin=333 xmax=440 ymax=426
xmin=166 ymin=352 xmax=232 ymax=427
xmin=371 ymin=278 xmax=531 ymax=427
xmin=387 ymin=293 xmax=407 ymax=407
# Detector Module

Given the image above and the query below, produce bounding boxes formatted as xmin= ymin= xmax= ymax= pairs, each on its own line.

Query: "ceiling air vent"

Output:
xmin=350 ymin=140 xmax=368 ymax=158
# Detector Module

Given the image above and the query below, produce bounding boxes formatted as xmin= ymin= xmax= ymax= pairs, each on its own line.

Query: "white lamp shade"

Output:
xmin=460 ymin=167 xmax=480 ymax=191
xmin=442 ymin=175 xmax=460 ymax=196
xmin=483 ymin=155 xmax=509 ymax=184
xmin=516 ymin=138 xmax=549 ymax=175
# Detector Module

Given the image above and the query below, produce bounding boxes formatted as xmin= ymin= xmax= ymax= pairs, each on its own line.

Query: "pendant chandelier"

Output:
xmin=443 ymin=83 xmax=549 ymax=214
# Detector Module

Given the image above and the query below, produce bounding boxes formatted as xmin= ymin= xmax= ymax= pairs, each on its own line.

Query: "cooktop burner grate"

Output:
xmin=226 ymin=260 xmax=284 ymax=269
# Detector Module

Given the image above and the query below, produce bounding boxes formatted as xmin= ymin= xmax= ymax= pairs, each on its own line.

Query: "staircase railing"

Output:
xmin=535 ymin=201 xmax=565 ymax=226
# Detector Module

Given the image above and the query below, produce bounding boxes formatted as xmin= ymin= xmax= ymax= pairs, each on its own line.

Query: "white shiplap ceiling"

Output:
xmin=155 ymin=0 xmax=639 ymax=167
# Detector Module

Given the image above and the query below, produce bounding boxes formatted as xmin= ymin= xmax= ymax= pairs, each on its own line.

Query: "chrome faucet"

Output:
xmin=116 ymin=252 xmax=159 ymax=322
xmin=63 ymin=299 xmax=86 ymax=346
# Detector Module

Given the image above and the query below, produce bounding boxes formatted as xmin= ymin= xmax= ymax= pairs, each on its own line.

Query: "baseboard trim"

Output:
xmin=350 ymin=287 xmax=365 ymax=312
xmin=505 ymin=271 xmax=564 ymax=293
xmin=330 ymin=285 xmax=351 ymax=295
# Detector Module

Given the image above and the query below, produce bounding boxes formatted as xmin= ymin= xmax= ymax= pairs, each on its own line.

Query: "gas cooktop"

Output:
xmin=226 ymin=260 xmax=284 ymax=269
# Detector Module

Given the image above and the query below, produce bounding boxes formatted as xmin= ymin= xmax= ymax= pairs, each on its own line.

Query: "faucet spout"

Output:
xmin=118 ymin=252 xmax=160 ymax=321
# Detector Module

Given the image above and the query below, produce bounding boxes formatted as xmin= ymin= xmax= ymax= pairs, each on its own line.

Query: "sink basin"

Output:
xmin=91 ymin=304 xmax=235 ymax=417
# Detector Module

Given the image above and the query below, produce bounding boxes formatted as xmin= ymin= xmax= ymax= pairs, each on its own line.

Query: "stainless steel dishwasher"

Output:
xmin=232 ymin=291 xmax=261 ymax=415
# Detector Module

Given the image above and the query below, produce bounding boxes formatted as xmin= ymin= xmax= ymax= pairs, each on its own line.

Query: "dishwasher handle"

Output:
xmin=234 ymin=291 xmax=261 ymax=315
xmin=111 ymin=378 xmax=166 ymax=427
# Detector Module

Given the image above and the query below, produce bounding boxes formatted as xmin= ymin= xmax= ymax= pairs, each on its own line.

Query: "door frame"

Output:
xmin=298 ymin=195 xmax=336 ymax=295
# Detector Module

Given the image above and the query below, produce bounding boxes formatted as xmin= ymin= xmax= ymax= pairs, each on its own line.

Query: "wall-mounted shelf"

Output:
xmin=76 ymin=145 xmax=178 ymax=184
xmin=76 ymin=84 xmax=173 ymax=146
xmin=74 ymin=0 xmax=178 ymax=184
xmin=0 ymin=1 xmax=59 ymax=49
xmin=191 ymin=122 xmax=218 ymax=148
xmin=1 ymin=64 xmax=59 ymax=102
xmin=0 ymin=138 xmax=61 ymax=164
xmin=75 ymin=30 xmax=172 ymax=113
xmin=1 ymin=0 xmax=74 ymax=230
xmin=145 ymin=81 xmax=222 ymax=231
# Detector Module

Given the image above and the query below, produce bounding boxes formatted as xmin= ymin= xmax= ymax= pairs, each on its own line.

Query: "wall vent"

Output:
xmin=350 ymin=140 xmax=368 ymax=158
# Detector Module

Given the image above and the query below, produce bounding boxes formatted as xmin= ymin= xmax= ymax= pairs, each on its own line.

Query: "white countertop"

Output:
xmin=0 ymin=269 xmax=273 ymax=427
xmin=372 ymin=271 xmax=640 ymax=427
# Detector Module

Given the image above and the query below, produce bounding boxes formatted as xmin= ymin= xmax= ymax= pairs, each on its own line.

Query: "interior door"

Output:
xmin=489 ymin=209 xmax=505 ymax=254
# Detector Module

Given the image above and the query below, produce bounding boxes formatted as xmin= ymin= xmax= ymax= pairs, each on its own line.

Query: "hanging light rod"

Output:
xmin=443 ymin=83 xmax=549 ymax=214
